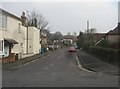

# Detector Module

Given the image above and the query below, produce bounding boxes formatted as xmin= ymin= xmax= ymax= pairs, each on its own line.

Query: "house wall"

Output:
xmin=20 ymin=26 xmax=27 ymax=54
xmin=0 ymin=12 xmax=27 ymax=59
xmin=12 ymin=25 xmax=27 ymax=59
xmin=41 ymin=37 xmax=47 ymax=47
xmin=1 ymin=10 xmax=41 ymax=60
xmin=7 ymin=15 xmax=28 ymax=59
xmin=63 ymin=39 xmax=73 ymax=44
xmin=28 ymin=27 xmax=41 ymax=54
xmin=33 ymin=27 xmax=41 ymax=54
xmin=28 ymin=27 xmax=33 ymax=54
xmin=7 ymin=16 xmax=21 ymax=35
xmin=107 ymin=35 xmax=118 ymax=43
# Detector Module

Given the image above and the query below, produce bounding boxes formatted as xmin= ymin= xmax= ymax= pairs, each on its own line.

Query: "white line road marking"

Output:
xmin=53 ymin=57 xmax=60 ymax=63
xmin=49 ymin=56 xmax=60 ymax=66
xmin=50 ymin=64 xmax=53 ymax=66
xmin=75 ymin=55 xmax=82 ymax=68
xmin=10 ymin=52 xmax=60 ymax=70
xmin=43 ymin=56 xmax=60 ymax=71
xmin=47 ymin=54 xmax=51 ymax=56
xmin=10 ymin=54 xmax=52 ymax=69
xmin=44 ymin=67 xmax=48 ymax=70
xmin=41 ymin=57 xmax=45 ymax=59
xmin=75 ymin=53 xmax=95 ymax=73
xmin=10 ymin=58 xmax=41 ymax=69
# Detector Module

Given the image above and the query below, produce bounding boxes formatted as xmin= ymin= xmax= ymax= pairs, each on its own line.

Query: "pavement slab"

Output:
xmin=76 ymin=50 xmax=118 ymax=76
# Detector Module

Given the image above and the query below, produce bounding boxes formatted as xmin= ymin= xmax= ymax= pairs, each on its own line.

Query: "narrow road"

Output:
xmin=2 ymin=48 xmax=118 ymax=87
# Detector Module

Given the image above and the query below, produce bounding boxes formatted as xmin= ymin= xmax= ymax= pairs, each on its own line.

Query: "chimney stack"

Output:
xmin=21 ymin=12 xmax=27 ymax=26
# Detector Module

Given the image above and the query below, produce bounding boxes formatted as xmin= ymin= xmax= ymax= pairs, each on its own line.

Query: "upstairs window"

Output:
xmin=0 ymin=14 xmax=2 ymax=28
xmin=0 ymin=14 xmax=7 ymax=29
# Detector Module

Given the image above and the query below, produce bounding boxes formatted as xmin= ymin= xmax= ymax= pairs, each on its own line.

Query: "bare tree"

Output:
xmin=76 ymin=31 xmax=84 ymax=48
xmin=67 ymin=32 xmax=71 ymax=35
xmin=73 ymin=32 xmax=77 ymax=36
xmin=84 ymin=28 xmax=97 ymax=45
xmin=53 ymin=31 xmax=63 ymax=40
xmin=27 ymin=10 xmax=49 ymax=32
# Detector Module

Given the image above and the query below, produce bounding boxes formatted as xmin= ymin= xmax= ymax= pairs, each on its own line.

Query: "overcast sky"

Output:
xmin=1 ymin=1 xmax=119 ymax=35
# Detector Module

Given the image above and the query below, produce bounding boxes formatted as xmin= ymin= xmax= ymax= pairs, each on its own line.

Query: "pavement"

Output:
xmin=2 ymin=47 xmax=119 ymax=87
xmin=2 ymin=50 xmax=53 ymax=70
xmin=76 ymin=49 xmax=119 ymax=76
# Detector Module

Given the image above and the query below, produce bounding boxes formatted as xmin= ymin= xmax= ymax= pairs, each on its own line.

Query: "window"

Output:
xmin=0 ymin=16 xmax=2 ymax=28
xmin=0 ymin=40 xmax=3 ymax=51
xmin=2 ymin=16 xmax=7 ymax=29
xmin=0 ymin=14 xmax=7 ymax=29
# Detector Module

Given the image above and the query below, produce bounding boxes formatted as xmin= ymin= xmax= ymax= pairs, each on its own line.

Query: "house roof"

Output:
xmin=63 ymin=35 xmax=74 ymax=39
xmin=4 ymin=38 xmax=18 ymax=44
xmin=94 ymin=23 xmax=119 ymax=45
xmin=107 ymin=23 xmax=119 ymax=35
xmin=0 ymin=8 xmax=22 ymax=21
xmin=41 ymin=33 xmax=47 ymax=38
xmin=93 ymin=33 xmax=106 ymax=42
xmin=63 ymin=35 xmax=77 ymax=41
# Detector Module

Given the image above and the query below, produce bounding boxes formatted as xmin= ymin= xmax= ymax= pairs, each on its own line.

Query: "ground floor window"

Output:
xmin=0 ymin=40 xmax=4 ymax=58
xmin=0 ymin=40 xmax=3 ymax=51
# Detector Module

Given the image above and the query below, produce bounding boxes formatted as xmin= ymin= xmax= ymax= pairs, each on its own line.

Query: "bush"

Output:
xmin=109 ymin=41 xmax=120 ymax=49
xmin=82 ymin=43 xmax=89 ymax=51
xmin=97 ymin=39 xmax=120 ymax=49
xmin=97 ymin=39 xmax=110 ymax=47
xmin=89 ymin=46 xmax=119 ymax=63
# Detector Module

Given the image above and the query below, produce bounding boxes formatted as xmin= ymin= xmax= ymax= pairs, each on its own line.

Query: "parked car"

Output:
xmin=71 ymin=43 xmax=78 ymax=49
xmin=48 ymin=45 xmax=54 ymax=50
xmin=54 ymin=45 xmax=59 ymax=50
xmin=69 ymin=47 xmax=76 ymax=52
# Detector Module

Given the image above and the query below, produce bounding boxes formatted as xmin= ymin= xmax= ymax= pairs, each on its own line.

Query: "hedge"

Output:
xmin=88 ymin=46 xmax=119 ymax=63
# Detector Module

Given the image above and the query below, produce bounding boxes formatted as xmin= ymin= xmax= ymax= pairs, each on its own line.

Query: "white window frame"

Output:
xmin=0 ymin=9 xmax=1 ymax=28
xmin=0 ymin=39 xmax=4 ymax=57
xmin=0 ymin=14 xmax=7 ymax=30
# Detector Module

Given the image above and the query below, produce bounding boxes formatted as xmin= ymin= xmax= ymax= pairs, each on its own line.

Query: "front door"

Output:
xmin=4 ymin=45 xmax=9 ymax=57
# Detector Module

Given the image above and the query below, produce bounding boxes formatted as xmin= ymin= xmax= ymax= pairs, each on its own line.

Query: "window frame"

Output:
xmin=0 ymin=40 xmax=4 ymax=56
xmin=0 ymin=14 xmax=7 ymax=30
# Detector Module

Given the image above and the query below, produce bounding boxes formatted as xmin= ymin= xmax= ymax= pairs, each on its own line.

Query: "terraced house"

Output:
xmin=0 ymin=8 xmax=41 ymax=63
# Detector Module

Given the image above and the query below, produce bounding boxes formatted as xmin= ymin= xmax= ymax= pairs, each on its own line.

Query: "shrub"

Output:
xmin=89 ymin=46 xmax=118 ymax=63
xmin=97 ymin=39 xmax=110 ymax=47
xmin=109 ymin=41 xmax=120 ymax=49
xmin=97 ymin=39 xmax=120 ymax=49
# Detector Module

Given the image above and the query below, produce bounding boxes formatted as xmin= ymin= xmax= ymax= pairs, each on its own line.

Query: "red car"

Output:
xmin=69 ymin=47 xmax=76 ymax=52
